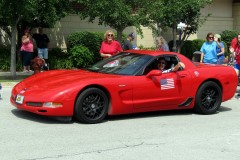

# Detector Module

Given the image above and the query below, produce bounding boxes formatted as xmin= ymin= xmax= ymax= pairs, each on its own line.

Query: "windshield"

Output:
xmin=87 ymin=52 xmax=153 ymax=75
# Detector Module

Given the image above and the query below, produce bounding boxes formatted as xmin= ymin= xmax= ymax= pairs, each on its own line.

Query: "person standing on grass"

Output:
xmin=200 ymin=32 xmax=221 ymax=64
xmin=122 ymin=32 xmax=135 ymax=51
xmin=214 ymin=34 xmax=225 ymax=64
xmin=33 ymin=27 xmax=50 ymax=69
xmin=21 ymin=29 xmax=34 ymax=72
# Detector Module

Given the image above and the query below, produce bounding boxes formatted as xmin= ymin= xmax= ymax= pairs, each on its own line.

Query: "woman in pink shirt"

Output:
xmin=21 ymin=29 xmax=34 ymax=72
xmin=99 ymin=30 xmax=123 ymax=58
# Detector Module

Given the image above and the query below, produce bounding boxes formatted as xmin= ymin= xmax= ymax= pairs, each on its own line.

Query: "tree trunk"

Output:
xmin=172 ymin=23 xmax=177 ymax=52
xmin=116 ymin=29 xmax=123 ymax=43
xmin=10 ymin=25 xmax=17 ymax=79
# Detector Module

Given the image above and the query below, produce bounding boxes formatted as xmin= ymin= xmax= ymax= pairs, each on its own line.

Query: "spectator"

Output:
xmin=122 ymin=32 xmax=135 ymax=50
xmin=200 ymin=32 xmax=219 ymax=64
xmin=20 ymin=29 xmax=34 ymax=72
xmin=214 ymin=34 xmax=225 ymax=64
xmin=229 ymin=33 xmax=240 ymax=76
xmin=157 ymin=57 xmax=185 ymax=73
xmin=155 ymin=36 xmax=169 ymax=51
xmin=231 ymin=35 xmax=238 ymax=51
xmin=33 ymin=27 xmax=50 ymax=68
xmin=99 ymin=30 xmax=123 ymax=58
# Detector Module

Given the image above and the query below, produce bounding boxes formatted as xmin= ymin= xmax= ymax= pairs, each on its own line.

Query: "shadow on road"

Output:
xmin=11 ymin=106 xmax=232 ymax=124
xmin=218 ymin=106 xmax=232 ymax=112
xmin=106 ymin=106 xmax=231 ymax=122
xmin=11 ymin=109 xmax=74 ymax=124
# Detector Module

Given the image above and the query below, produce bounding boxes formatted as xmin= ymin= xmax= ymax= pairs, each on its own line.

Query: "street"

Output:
xmin=0 ymin=85 xmax=240 ymax=160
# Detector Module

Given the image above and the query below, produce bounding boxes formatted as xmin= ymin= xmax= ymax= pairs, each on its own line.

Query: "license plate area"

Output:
xmin=16 ymin=94 xmax=24 ymax=104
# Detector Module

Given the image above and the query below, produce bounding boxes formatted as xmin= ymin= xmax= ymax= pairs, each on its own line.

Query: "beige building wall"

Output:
xmin=36 ymin=15 xmax=136 ymax=51
xmin=137 ymin=0 xmax=234 ymax=48
xmin=38 ymin=15 xmax=111 ymax=50
xmin=196 ymin=0 xmax=233 ymax=39
xmin=233 ymin=2 xmax=240 ymax=30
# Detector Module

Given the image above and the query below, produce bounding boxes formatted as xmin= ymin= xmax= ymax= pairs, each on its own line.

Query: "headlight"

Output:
xmin=43 ymin=102 xmax=63 ymax=108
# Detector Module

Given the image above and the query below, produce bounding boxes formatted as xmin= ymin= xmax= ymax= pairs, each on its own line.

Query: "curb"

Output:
xmin=1 ymin=82 xmax=18 ymax=88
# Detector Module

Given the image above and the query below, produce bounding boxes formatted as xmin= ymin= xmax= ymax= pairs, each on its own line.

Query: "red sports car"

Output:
xmin=10 ymin=50 xmax=238 ymax=124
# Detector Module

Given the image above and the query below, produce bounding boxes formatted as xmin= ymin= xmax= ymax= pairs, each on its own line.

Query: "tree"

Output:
xmin=0 ymin=0 xmax=71 ymax=79
xmin=139 ymin=0 xmax=212 ymax=52
xmin=75 ymin=0 xmax=144 ymax=42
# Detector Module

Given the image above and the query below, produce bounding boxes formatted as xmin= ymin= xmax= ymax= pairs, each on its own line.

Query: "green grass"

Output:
xmin=0 ymin=79 xmax=22 ymax=82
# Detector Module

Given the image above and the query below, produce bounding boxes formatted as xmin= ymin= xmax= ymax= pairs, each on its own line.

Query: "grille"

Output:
xmin=26 ymin=102 xmax=43 ymax=107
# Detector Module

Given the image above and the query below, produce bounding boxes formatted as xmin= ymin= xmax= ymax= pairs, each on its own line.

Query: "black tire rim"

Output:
xmin=201 ymin=86 xmax=219 ymax=110
xmin=82 ymin=93 xmax=106 ymax=120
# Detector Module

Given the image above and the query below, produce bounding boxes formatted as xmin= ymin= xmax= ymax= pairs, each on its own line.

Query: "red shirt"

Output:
xmin=231 ymin=37 xmax=238 ymax=50
xmin=235 ymin=45 xmax=240 ymax=65
xmin=99 ymin=40 xmax=123 ymax=56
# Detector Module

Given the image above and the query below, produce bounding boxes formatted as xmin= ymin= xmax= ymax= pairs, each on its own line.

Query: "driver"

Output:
xmin=157 ymin=57 xmax=185 ymax=73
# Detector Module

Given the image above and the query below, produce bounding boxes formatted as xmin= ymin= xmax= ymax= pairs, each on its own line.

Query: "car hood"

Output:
xmin=17 ymin=69 xmax=120 ymax=90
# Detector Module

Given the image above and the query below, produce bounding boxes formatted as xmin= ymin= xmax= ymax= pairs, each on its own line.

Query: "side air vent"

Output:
xmin=178 ymin=97 xmax=193 ymax=107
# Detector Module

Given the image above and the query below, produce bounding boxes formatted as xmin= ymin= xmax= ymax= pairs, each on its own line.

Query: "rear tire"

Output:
xmin=74 ymin=88 xmax=109 ymax=124
xmin=194 ymin=81 xmax=222 ymax=114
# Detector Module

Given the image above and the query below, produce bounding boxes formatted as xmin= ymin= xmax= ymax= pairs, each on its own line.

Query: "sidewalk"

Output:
xmin=0 ymin=71 xmax=33 ymax=87
xmin=0 ymin=71 xmax=33 ymax=79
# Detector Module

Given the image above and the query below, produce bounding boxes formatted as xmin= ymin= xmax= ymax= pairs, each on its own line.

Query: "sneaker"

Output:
xmin=43 ymin=65 xmax=49 ymax=71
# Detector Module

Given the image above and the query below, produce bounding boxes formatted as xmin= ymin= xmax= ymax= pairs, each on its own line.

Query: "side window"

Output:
xmin=143 ymin=60 xmax=158 ymax=75
xmin=168 ymin=56 xmax=179 ymax=68
xmin=143 ymin=55 xmax=181 ymax=75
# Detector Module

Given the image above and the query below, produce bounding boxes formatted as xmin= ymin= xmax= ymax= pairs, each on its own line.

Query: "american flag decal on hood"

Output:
xmin=160 ymin=78 xmax=175 ymax=90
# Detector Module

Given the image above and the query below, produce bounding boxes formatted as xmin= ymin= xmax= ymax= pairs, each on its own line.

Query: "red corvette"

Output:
xmin=10 ymin=50 xmax=238 ymax=123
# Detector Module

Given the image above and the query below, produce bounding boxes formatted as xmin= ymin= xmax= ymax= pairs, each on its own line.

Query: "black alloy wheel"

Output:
xmin=74 ymin=88 xmax=109 ymax=124
xmin=194 ymin=81 xmax=222 ymax=114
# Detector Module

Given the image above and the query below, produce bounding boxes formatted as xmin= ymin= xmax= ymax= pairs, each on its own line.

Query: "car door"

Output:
xmin=132 ymin=56 xmax=192 ymax=110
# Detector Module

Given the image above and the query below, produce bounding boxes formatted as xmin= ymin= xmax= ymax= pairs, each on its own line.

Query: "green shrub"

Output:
xmin=67 ymin=32 xmax=103 ymax=63
xmin=168 ymin=39 xmax=205 ymax=59
xmin=69 ymin=45 xmax=94 ymax=68
xmin=67 ymin=31 xmax=128 ymax=64
xmin=0 ymin=46 xmax=11 ymax=71
xmin=48 ymin=47 xmax=70 ymax=69
xmin=221 ymin=30 xmax=238 ymax=49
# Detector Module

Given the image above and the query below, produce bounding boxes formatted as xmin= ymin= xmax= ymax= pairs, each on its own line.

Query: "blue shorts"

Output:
xmin=217 ymin=56 xmax=225 ymax=65
xmin=234 ymin=64 xmax=240 ymax=70
xmin=38 ymin=48 xmax=48 ymax=59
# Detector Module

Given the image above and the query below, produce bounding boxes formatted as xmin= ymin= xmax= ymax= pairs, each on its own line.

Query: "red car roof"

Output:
xmin=124 ymin=50 xmax=178 ymax=56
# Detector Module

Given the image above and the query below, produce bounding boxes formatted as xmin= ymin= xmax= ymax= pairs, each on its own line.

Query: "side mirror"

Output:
xmin=146 ymin=70 xmax=162 ymax=78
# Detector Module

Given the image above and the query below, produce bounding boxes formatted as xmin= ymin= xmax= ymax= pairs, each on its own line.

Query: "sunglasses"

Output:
xmin=208 ymin=36 xmax=213 ymax=39
xmin=159 ymin=61 xmax=165 ymax=65
xmin=107 ymin=34 xmax=114 ymax=37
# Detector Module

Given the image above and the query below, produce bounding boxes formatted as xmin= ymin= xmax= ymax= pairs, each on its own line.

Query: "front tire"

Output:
xmin=74 ymin=88 xmax=109 ymax=124
xmin=194 ymin=81 xmax=222 ymax=114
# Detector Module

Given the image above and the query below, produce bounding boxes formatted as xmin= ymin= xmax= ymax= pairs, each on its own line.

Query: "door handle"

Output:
xmin=179 ymin=74 xmax=187 ymax=78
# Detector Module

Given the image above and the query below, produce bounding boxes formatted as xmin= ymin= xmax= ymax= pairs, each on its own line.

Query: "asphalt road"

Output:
xmin=1 ymin=85 xmax=240 ymax=160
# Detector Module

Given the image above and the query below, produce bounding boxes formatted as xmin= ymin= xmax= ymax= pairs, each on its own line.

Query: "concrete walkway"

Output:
xmin=0 ymin=71 xmax=33 ymax=87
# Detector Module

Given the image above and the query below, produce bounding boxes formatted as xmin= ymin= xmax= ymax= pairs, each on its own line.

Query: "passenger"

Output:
xmin=157 ymin=57 xmax=185 ymax=73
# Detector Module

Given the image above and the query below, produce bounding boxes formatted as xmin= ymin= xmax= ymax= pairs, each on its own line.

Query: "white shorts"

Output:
xmin=38 ymin=48 xmax=48 ymax=59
